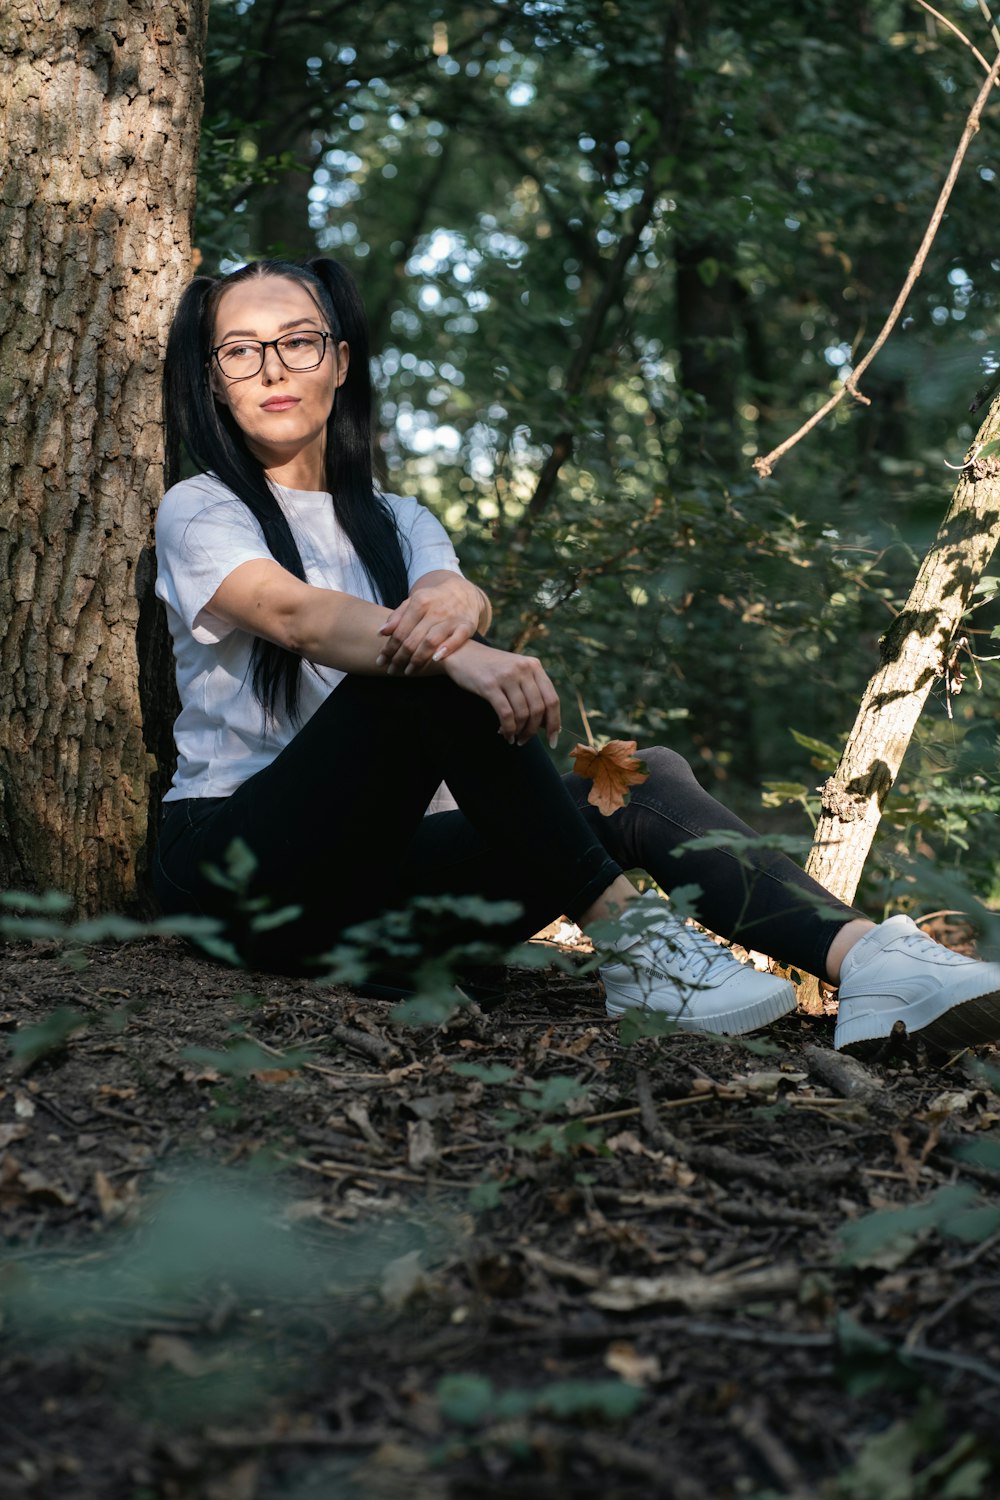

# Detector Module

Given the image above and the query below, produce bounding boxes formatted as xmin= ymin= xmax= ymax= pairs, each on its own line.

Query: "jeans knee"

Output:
xmin=638 ymin=744 xmax=697 ymax=789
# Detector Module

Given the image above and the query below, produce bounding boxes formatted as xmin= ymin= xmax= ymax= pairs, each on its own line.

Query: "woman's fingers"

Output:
xmin=498 ymin=660 xmax=560 ymax=745
xmin=440 ymin=642 xmax=562 ymax=747
xmin=538 ymin=671 xmax=562 ymax=748
xmin=377 ymin=579 xmax=482 ymax=671
xmin=378 ymin=613 xmax=477 ymax=672
xmin=401 ymin=620 xmax=476 ymax=673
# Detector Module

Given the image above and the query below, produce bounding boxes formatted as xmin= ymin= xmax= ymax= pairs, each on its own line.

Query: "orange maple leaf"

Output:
xmin=570 ymin=739 xmax=649 ymax=816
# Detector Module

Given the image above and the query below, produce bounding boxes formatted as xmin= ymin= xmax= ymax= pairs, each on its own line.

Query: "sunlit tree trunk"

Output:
xmin=0 ymin=0 xmax=208 ymax=910
xmin=796 ymin=393 xmax=1000 ymax=1010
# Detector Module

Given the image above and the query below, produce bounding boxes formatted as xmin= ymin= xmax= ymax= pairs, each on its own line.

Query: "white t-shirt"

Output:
xmin=155 ymin=474 xmax=463 ymax=801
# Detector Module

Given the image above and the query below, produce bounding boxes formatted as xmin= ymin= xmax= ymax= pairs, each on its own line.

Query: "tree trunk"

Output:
xmin=676 ymin=237 xmax=739 ymax=465
xmin=0 ymin=0 xmax=208 ymax=911
xmin=796 ymin=393 xmax=1000 ymax=1009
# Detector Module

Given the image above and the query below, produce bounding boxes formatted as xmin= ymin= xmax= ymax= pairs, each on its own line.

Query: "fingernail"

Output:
xmin=375 ymin=655 xmax=386 ymax=667
xmin=549 ymin=732 xmax=559 ymax=750
xmin=432 ymin=647 xmax=446 ymax=661
xmin=404 ymin=664 xmax=414 ymax=676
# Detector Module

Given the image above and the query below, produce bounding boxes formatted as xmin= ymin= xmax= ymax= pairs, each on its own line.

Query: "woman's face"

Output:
xmin=210 ymin=276 xmax=349 ymax=480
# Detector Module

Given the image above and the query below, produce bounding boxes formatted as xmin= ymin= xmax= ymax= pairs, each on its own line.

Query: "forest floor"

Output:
xmin=2 ymin=925 xmax=1000 ymax=1500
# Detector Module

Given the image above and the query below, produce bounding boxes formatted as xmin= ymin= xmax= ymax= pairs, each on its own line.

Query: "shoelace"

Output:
xmin=892 ymin=931 xmax=973 ymax=966
xmin=636 ymin=919 xmax=740 ymax=981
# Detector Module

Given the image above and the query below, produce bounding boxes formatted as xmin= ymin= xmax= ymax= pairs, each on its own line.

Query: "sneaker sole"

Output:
xmin=606 ymin=981 xmax=798 ymax=1037
xmin=835 ymin=984 xmax=1000 ymax=1052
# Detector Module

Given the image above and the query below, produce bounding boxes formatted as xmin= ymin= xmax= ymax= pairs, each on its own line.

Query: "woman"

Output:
xmin=154 ymin=256 xmax=1000 ymax=1054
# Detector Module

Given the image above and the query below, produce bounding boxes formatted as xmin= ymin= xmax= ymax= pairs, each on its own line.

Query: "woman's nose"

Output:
xmin=261 ymin=345 xmax=286 ymax=381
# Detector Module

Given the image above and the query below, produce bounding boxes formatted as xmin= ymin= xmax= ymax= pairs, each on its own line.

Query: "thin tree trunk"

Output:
xmin=796 ymin=394 xmax=1000 ymax=1009
xmin=0 ymin=0 xmax=208 ymax=910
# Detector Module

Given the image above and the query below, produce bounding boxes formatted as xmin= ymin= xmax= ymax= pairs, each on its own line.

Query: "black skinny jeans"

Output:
xmin=153 ymin=673 xmax=863 ymax=977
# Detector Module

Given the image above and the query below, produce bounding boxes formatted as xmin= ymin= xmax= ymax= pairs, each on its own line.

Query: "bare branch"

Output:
xmin=976 ymin=0 xmax=1000 ymax=56
xmin=916 ymin=0 xmax=994 ymax=73
xmin=753 ymin=44 xmax=1000 ymax=479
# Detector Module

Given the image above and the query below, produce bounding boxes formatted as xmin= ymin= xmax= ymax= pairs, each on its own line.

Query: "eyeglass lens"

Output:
xmin=215 ymin=332 xmax=328 ymax=378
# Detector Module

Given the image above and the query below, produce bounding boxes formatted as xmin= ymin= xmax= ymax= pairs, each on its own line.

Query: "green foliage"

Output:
xmin=838 ymin=1185 xmax=1000 ymax=1270
xmin=829 ymin=1395 xmax=991 ymax=1500
xmin=449 ymin=1058 xmax=603 ymax=1166
xmin=0 ymin=889 xmax=236 ymax=963
xmin=180 ymin=1038 xmax=313 ymax=1078
xmin=436 ymin=1372 xmax=644 ymax=1429
xmin=319 ymin=893 xmax=550 ymax=1026
xmin=449 ymin=1061 xmax=518 ymax=1084
xmin=10 ymin=1008 xmax=88 ymax=1069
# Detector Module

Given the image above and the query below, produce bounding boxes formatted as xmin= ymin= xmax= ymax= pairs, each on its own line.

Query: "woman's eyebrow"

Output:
xmin=216 ymin=317 xmax=320 ymax=340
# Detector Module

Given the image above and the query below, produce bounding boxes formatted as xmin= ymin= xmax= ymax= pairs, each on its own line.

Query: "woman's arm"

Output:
xmin=205 ymin=557 xmax=396 ymax=674
xmin=376 ymin=570 xmax=492 ymax=674
xmin=203 ymin=559 xmax=557 ymax=744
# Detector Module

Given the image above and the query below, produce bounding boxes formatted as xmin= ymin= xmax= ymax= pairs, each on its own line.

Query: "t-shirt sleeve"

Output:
xmin=392 ymin=495 xmax=463 ymax=588
xmin=155 ymin=481 xmax=274 ymax=645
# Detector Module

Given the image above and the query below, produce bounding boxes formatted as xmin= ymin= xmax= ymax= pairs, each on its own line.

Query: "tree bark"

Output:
xmin=796 ymin=393 xmax=1000 ymax=1008
xmin=0 ymin=0 xmax=208 ymax=910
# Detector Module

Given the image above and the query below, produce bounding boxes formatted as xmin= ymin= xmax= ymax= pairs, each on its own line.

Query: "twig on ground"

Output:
xmin=731 ymin=1399 xmax=813 ymax=1499
xmin=802 ymin=1044 xmax=885 ymax=1104
xmin=906 ymin=1342 xmax=1000 ymax=1387
xmin=904 ymin=1277 xmax=1000 ymax=1350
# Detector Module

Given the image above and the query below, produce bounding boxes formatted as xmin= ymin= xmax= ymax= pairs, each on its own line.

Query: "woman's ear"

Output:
xmin=334 ymin=341 xmax=350 ymax=389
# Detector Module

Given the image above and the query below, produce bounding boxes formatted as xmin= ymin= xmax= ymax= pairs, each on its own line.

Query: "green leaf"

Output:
xmin=946 ymin=1205 xmax=1000 ymax=1243
xmin=450 ymin=1062 xmax=517 ymax=1084
xmin=193 ymin=936 xmax=244 ymax=966
xmin=11 ymin=1009 xmax=88 ymax=1068
xmin=519 ymin=1074 xmax=587 ymax=1114
xmin=0 ymin=915 xmax=66 ymax=940
xmin=954 ymin=1137 xmax=1000 ymax=1173
xmin=535 ymin=1379 xmax=643 ymax=1421
xmin=180 ymin=1039 xmax=311 ymax=1077
xmin=788 ymin=728 xmax=842 ymax=769
xmin=616 ymin=1008 xmax=680 ymax=1046
xmin=761 ymin=781 xmax=813 ymax=805
xmin=391 ymin=991 xmax=464 ymax=1026
xmin=0 ymin=891 xmax=73 ymax=914
xmin=68 ymin=915 xmax=148 ymax=943
xmin=436 ymin=1374 xmax=495 ymax=1427
xmin=468 ymin=1178 xmax=507 ymax=1210
xmin=249 ymin=905 xmax=303 ymax=933
xmin=838 ymin=1184 xmax=979 ymax=1267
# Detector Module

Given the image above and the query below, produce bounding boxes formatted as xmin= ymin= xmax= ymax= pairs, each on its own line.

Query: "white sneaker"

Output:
xmin=600 ymin=893 xmax=797 ymax=1036
xmin=834 ymin=914 xmax=1000 ymax=1052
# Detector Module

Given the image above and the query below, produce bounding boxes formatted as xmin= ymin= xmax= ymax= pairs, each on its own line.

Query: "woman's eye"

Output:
xmin=222 ymin=345 xmax=252 ymax=360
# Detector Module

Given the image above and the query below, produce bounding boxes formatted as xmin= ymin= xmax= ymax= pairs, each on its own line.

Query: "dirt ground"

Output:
xmin=2 ymin=927 xmax=1000 ymax=1500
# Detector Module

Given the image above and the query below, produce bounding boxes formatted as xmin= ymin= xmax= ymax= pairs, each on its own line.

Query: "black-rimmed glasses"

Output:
xmin=210 ymin=330 xmax=334 ymax=381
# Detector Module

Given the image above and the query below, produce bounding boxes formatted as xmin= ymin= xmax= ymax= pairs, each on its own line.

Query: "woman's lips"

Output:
xmin=261 ymin=397 xmax=299 ymax=411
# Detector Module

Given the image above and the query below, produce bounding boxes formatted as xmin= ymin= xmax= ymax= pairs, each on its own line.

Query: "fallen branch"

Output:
xmin=589 ymin=1262 xmax=801 ymax=1313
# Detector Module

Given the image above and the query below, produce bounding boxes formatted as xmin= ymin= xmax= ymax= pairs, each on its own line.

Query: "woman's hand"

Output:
xmin=376 ymin=572 xmax=489 ymax=675
xmin=441 ymin=641 xmax=561 ymax=748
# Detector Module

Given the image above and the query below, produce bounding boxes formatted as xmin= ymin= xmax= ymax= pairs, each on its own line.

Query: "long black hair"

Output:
xmin=162 ymin=257 xmax=410 ymax=721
